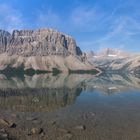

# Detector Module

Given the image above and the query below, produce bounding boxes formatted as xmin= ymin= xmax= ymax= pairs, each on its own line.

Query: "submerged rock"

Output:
xmin=0 ymin=119 xmax=9 ymax=126
xmin=10 ymin=123 xmax=17 ymax=128
xmin=30 ymin=128 xmax=44 ymax=135
xmin=26 ymin=117 xmax=38 ymax=121
xmin=0 ymin=133 xmax=8 ymax=139
xmin=74 ymin=125 xmax=86 ymax=130
xmin=61 ymin=133 xmax=73 ymax=140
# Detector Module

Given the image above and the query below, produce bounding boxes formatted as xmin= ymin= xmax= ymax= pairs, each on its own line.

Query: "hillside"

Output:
xmin=0 ymin=29 xmax=100 ymax=74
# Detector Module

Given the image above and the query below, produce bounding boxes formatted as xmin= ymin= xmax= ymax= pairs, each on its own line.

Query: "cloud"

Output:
xmin=69 ymin=6 xmax=104 ymax=32
xmin=24 ymin=0 xmax=140 ymax=52
xmin=36 ymin=8 xmax=61 ymax=29
xmin=65 ymin=2 xmax=140 ymax=51
xmin=0 ymin=3 xmax=23 ymax=31
xmin=35 ymin=5 xmax=103 ymax=33
xmin=100 ymin=16 xmax=140 ymax=42
xmin=76 ymin=10 xmax=140 ymax=51
xmin=70 ymin=6 xmax=96 ymax=26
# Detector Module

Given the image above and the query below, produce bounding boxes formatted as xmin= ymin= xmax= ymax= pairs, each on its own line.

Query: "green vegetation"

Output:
xmin=25 ymin=69 xmax=51 ymax=76
xmin=69 ymin=69 xmax=99 ymax=74
xmin=0 ymin=67 xmax=62 ymax=77
xmin=0 ymin=66 xmax=24 ymax=79
xmin=0 ymin=66 xmax=99 ymax=77
xmin=52 ymin=68 xmax=62 ymax=76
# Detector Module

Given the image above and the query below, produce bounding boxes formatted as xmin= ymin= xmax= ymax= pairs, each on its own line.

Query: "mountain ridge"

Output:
xmin=0 ymin=28 xmax=100 ymax=74
xmin=86 ymin=48 xmax=140 ymax=74
xmin=0 ymin=28 xmax=82 ymax=56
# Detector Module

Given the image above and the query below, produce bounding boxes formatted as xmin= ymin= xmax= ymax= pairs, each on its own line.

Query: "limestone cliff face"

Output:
xmin=0 ymin=29 xmax=98 ymax=72
xmin=0 ymin=29 xmax=82 ymax=56
xmin=0 ymin=30 xmax=11 ymax=52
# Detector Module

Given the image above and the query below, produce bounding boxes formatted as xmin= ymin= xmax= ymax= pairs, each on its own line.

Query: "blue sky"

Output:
xmin=0 ymin=0 xmax=140 ymax=52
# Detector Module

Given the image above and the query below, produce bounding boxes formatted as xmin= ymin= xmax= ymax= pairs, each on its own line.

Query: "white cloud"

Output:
xmin=34 ymin=1 xmax=140 ymax=52
xmin=36 ymin=8 xmax=61 ymax=29
xmin=69 ymin=6 xmax=104 ymax=31
xmin=93 ymin=16 xmax=140 ymax=47
xmin=0 ymin=3 xmax=23 ymax=31
xmin=67 ymin=3 xmax=140 ymax=51
xmin=71 ymin=6 xmax=96 ymax=25
xmin=77 ymin=12 xmax=140 ymax=51
xmin=35 ymin=5 xmax=105 ymax=33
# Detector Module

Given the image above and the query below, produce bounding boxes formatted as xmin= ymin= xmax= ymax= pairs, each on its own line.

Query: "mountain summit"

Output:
xmin=0 ymin=28 xmax=99 ymax=74
xmin=0 ymin=29 xmax=82 ymax=56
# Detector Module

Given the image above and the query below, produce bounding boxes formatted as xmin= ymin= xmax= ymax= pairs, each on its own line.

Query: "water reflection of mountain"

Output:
xmin=85 ymin=73 xmax=140 ymax=95
xmin=0 ymin=74 xmax=94 ymax=112
xmin=0 ymin=88 xmax=82 ymax=112
xmin=0 ymin=74 xmax=94 ymax=89
xmin=0 ymin=73 xmax=140 ymax=112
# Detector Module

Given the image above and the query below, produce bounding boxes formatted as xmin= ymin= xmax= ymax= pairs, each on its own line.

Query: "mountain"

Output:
xmin=86 ymin=48 xmax=140 ymax=74
xmin=0 ymin=29 xmax=99 ymax=74
xmin=86 ymin=48 xmax=129 ymax=58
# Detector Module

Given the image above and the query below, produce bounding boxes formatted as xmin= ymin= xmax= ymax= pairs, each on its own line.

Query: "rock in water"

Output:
xmin=30 ymin=128 xmax=44 ymax=135
xmin=10 ymin=123 xmax=17 ymax=128
xmin=74 ymin=125 xmax=86 ymax=130
xmin=0 ymin=119 xmax=9 ymax=126
xmin=0 ymin=28 xmax=99 ymax=73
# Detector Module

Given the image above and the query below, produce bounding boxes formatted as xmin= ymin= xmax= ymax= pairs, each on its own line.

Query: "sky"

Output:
xmin=0 ymin=0 xmax=140 ymax=52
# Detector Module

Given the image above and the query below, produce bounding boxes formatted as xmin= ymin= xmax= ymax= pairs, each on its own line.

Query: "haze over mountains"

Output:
xmin=86 ymin=48 xmax=140 ymax=74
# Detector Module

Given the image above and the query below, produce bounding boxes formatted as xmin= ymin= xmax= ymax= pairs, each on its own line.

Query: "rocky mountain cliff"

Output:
xmin=0 ymin=29 xmax=99 ymax=73
xmin=0 ymin=29 xmax=82 ymax=56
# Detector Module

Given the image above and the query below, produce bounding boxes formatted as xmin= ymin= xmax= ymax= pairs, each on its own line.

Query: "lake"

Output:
xmin=0 ymin=73 xmax=140 ymax=140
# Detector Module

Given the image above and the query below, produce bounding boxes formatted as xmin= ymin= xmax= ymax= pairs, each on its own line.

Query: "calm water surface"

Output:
xmin=0 ymin=73 xmax=140 ymax=140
